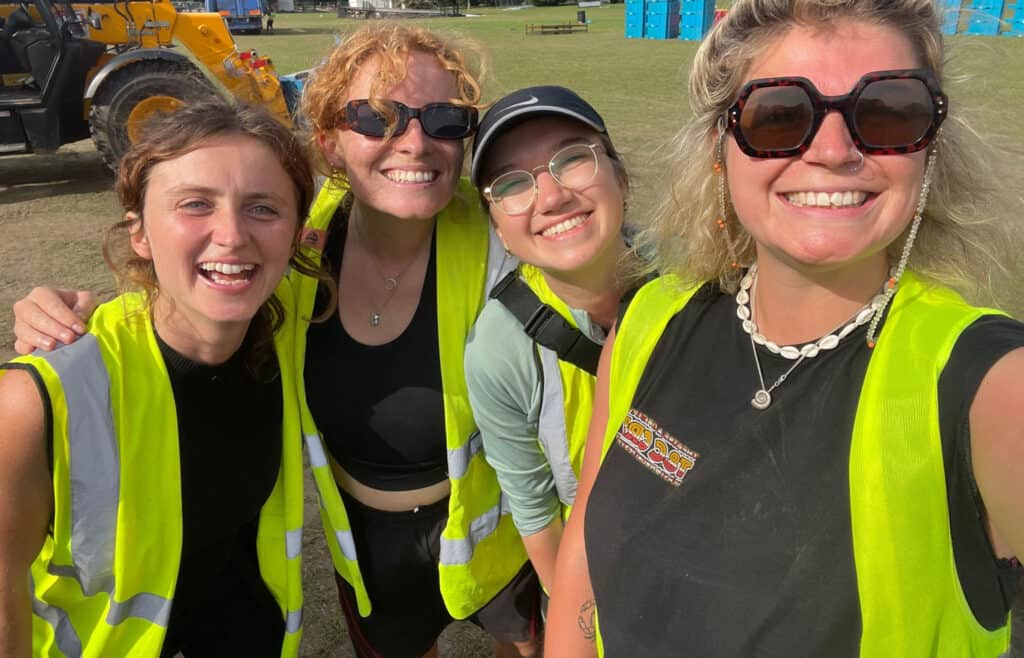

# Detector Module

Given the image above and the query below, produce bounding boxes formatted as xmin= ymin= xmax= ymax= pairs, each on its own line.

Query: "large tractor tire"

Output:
xmin=90 ymin=60 xmax=215 ymax=171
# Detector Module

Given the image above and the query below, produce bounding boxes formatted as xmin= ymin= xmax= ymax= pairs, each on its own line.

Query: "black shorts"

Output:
xmin=335 ymin=492 xmax=541 ymax=658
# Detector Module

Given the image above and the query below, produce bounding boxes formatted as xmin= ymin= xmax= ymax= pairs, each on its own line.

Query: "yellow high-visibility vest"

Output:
xmin=11 ymin=289 xmax=305 ymax=657
xmin=293 ymin=178 xmax=527 ymax=619
xmin=602 ymin=271 xmax=1011 ymax=657
xmin=515 ymin=263 xmax=596 ymax=519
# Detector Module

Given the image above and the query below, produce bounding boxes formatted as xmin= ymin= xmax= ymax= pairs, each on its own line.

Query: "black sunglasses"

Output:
xmin=339 ymin=99 xmax=478 ymax=140
xmin=726 ymin=68 xmax=948 ymax=158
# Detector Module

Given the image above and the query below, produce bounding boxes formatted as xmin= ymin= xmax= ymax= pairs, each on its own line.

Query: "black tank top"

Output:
xmin=155 ymin=332 xmax=284 ymax=655
xmin=21 ymin=320 xmax=285 ymax=654
xmin=585 ymin=284 xmax=1024 ymax=657
xmin=304 ymin=204 xmax=448 ymax=491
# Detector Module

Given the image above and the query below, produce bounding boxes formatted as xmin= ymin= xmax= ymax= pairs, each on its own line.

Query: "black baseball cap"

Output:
xmin=470 ymin=85 xmax=608 ymax=186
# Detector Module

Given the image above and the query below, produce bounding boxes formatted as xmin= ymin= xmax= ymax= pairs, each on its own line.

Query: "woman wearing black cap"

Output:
xmin=465 ymin=86 xmax=637 ymax=593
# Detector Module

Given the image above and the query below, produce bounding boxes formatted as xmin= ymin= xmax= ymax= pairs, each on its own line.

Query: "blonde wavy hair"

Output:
xmin=301 ymin=22 xmax=486 ymax=176
xmin=633 ymin=0 xmax=1024 ymax=312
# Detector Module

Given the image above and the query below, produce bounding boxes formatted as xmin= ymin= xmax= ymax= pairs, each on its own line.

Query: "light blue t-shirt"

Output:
xmin=464 ymin=296 xmax=606 ymax=535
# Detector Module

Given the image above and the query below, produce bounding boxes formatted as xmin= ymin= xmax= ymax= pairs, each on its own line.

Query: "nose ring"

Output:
xmin=848 ymin=149 xmax=865 ymax=173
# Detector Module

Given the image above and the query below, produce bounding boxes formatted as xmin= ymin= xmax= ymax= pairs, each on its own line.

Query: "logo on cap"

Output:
xmin=497 ymin=95 xmax=539 ymax=114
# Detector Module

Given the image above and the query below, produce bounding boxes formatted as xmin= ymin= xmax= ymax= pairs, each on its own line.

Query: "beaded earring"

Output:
xmin=865 ymin=145 xmax=939 ymax=348
xmin=714 ymin=120 xmax=741 ymax=272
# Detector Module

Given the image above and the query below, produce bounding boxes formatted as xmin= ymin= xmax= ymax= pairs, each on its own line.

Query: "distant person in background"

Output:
xmin=0 ymin=98 xmax=331 ymax=657
xmin=547 ymin=0 xmax=1024 ymax=656
xmin=265 ymin=4 xmax=275 ymax=32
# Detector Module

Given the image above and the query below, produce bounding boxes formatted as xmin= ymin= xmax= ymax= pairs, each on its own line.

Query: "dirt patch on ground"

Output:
xmin=0 ymin=141 xmax=119 ymax=364
xmin=0 ymin=140 xmax=493 ymax=657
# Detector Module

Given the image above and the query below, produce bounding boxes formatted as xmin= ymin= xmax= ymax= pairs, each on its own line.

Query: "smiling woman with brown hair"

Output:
xmin=0 ymin=98 xmax=323 ymax=657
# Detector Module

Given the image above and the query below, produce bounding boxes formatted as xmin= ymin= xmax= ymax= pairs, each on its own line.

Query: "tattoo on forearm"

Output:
xmin=577 ymin=599 xmax=596 ymax=642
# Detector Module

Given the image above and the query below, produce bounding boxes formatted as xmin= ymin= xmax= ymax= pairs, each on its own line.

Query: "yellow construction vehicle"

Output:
xmin=0 ymin=0 xmax=292 ymax=168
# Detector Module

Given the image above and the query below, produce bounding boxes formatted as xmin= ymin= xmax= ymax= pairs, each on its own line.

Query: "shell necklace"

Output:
xmin=738 ymin=263 xmax=886 ymax=410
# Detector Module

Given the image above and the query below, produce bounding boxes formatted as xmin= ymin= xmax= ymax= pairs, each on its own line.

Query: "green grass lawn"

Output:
xmin=235 ymin=7 xmax=1024 ymax=218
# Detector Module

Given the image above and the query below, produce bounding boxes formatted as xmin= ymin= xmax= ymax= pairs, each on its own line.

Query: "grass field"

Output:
xmin=1 ymin=6 xmax=1023 ymax=657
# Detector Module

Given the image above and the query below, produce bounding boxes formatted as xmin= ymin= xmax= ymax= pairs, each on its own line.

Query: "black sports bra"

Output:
xmin=304 ymin=202 xmax=448 ymax=491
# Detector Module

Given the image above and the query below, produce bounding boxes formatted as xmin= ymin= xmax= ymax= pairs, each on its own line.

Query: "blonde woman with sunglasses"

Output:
xmin=464 ymin=86 xmax=635 ymax=596
xmin=547 ymin=1 xmax=1024 ymax=656
xmin=11 ymin=24 xmax=541 ymax=658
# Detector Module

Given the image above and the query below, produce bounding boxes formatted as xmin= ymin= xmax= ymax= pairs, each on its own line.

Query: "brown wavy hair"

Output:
xmin=301 ymin=22 xmax=486 ymax=176
xmin=104 ymin=96 xmax=336 ymax=365
xmin=633 ymin=0 xmax=1024 ymax=313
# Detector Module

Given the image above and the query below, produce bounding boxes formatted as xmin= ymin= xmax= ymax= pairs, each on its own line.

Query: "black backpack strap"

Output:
xmin=489 ymin=270 xmax=602 ymax=376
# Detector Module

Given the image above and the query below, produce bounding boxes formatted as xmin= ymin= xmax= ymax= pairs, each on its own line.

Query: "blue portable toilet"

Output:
xmin=965 ymin=0 xmax=1002 ymax=34
xmin=645 ymin=0 xmax=681 ymax=39
xmin=940 ymin=0 xmax=962 ymax=34
xmin=1002 ymin=1 xmax=1024 ymax=34
xmin=625 ymin=0 xmax=645 ymax=38
xmin=678 ymin=0 xmax=715 ymax=40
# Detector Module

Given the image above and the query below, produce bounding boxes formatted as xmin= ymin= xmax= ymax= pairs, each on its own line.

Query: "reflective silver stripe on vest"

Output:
xmin=46 ymin=563 xmax=78 ymax=579
xmin=536 ymin=347 xmax=578 ymax=507
xmin=46 ymin=559 xmax=174 ymax=629
xmin=447 ymin=431 xmax=483 ymax=480
xmin=107 ymin=591 xmax=172 ymax=627
xmin=304 ymin=433 xmax=328 ymax=469
xmin=41 ymin=335 xmax=118 ymax=597
xmin=336 ymin=530 xmax=358 ymax=562
xmin=36 ymin=336 xmax=172 ymax=629
xmin=485 ymin=224 xmax=519 ymax=299
xmin=303 ymin=434 xmax=358 ymax=562
xmin=429 ymin=226 xmax=516 ymax=567
xmin=286 ymin=608 xmax=303 ymax=634
xmin=286 ymin=529 xmax=302 ymax=560
xmin=31 ymin=572 xmax=84 ymax=658
xmin=438 ymin=494 xmax=513 ymax=566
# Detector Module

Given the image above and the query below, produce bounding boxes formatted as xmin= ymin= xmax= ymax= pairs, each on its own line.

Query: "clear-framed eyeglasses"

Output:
xmin=483 ymin=143 xmax=602 ymax=215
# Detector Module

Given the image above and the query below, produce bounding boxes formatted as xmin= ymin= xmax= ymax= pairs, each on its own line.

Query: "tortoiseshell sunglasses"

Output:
xmin=726 ymin=68 xmax=948 ymax=158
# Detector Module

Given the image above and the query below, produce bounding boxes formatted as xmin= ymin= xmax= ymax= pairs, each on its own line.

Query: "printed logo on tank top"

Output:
xmin=615 ymin=408 xmax=699 ymax=486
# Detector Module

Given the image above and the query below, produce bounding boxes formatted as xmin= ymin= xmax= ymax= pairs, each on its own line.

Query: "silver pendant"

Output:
xmin=751 ymin=389 xmax=772 ymax=410
xmin=370 ymin=313 xmax=381 ymax=327
xmin=383 ymin=277 xmax=398 ymax=291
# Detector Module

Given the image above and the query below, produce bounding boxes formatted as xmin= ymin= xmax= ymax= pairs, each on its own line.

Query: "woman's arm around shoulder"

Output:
xmin=0 ymin=368 xmax=54 ymax=657
xmin=968 ymin=346 xmax=1024 ymax=559
xmin=545 ymin=326 xmax=616 ymax=658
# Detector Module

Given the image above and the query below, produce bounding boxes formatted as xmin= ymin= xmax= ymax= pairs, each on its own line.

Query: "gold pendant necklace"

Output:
xmin=354 ymin=218 xmax=428 ymax=328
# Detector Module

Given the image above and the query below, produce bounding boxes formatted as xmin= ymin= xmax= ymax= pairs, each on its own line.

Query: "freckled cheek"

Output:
xmin=339 ymin=140 xmax=382 ymax=171
xmin=491 ymin=213 xmax=525 ymax=242
xmin=724 ymin=160 xmax=784 ymax=219
xmin=261 ymin=226 xmax=300 ymax=257
xmin=438 ymin=142 xmax=465 ymax=173
xmin=882 ymin=156 xmax=927 ymax=206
